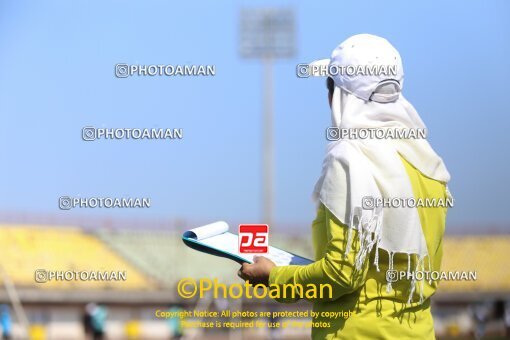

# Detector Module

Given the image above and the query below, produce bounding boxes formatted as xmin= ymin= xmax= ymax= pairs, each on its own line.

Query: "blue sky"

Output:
xmin=0 ymin=0 xmax=509 ymax=233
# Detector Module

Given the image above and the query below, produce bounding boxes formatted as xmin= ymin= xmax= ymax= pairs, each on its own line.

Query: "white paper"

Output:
xmin=184 ymin=221 xmax=229 ymax=241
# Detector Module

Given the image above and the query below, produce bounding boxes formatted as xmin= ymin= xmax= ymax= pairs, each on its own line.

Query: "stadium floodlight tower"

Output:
xmin=239 ymin=8 xmax=296 ymax=229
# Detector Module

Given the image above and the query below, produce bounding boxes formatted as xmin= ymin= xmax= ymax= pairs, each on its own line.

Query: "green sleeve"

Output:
xmin=268 ymin=204 xmax=369 ymax=303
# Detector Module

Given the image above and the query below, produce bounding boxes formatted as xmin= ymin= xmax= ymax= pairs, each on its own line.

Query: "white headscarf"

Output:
xmin=313 ymin=85 xmax=451 ymax=303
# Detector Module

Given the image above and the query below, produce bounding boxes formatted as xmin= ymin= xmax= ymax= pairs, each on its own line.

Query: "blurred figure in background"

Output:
xmin=167 ymin=305 xmax=183 ymax=340
xmin=83 ymin=304 xmax=93 ymax=338
xmin=505 ymin=300 xmax=510 ymax=337
xmin=0 ymin=305 xmax=12 ymax=340
xmin=470 ymin=301 xmax=492 ymax=339
xmin=83 ymin=303 xmax=107 ymax=340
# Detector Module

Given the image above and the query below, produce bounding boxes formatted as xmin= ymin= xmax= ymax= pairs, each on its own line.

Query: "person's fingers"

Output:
xmin=238 ymin=263 xmax=250 ymax=280
xmin=253 ymin=256 xmax=260 ymax=263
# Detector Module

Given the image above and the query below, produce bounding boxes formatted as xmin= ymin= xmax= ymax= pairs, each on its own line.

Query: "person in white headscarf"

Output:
xmin=240 ymin=34 xmax=452 ymax=339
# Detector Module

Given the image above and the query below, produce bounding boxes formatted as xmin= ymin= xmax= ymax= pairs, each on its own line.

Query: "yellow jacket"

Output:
xmin=269 ymin=157 xmax=449 ymax=339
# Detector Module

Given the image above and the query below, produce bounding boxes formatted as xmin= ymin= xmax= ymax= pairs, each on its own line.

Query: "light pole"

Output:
xmin=239 ymin=8 xmax=296 ymax=228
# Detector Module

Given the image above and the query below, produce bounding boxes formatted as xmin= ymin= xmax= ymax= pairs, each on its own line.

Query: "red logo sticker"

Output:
xmin=239 ymin=224 xmax=269 ymax=253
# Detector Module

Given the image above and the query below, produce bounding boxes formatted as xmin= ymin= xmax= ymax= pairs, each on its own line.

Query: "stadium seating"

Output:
xmin=0 ymin=225 xmax=153 ymax=290
xmin=439 ymin=235 xmax=510 ymax=293
xmin=2 ymin=224 xmax=506 ymax=295
xmin=96 ymin=229 xmax=241 ymax=287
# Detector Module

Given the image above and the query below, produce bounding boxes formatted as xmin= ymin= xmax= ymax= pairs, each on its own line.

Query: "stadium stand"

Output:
xmin=439 ymin=235 xmax=510 ymax=293
xmin=2 ymin=224 xmax=506 ymax=295
xmin=96 ymin=229 xmax=242 ymax=287
xmin=0 ymin=225 xmax=153 ymax=290
xmin=0 ymin=223 xmax=508 ymax=338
